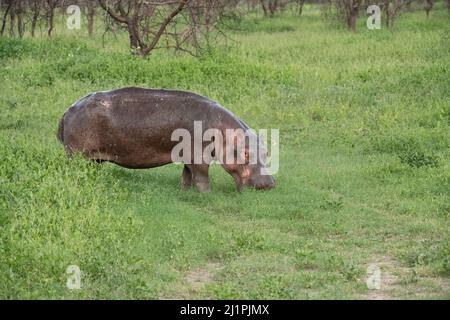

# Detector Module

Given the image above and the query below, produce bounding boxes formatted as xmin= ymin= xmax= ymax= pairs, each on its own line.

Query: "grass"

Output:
xmin=0 ymin=5 xmax=449 ymax=299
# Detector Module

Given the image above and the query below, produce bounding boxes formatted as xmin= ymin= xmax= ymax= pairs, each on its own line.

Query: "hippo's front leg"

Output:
xmin=187 ymin=164 xmax=211 ymax=192
xmin=181 ymin=165 xmax=193 ymax=189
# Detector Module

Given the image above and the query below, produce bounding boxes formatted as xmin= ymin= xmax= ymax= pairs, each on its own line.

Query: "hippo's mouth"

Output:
xmin=243 ymin=175 xmax=276 ymax=191
xmin=251 ymin=182 xmax=276 ymax=191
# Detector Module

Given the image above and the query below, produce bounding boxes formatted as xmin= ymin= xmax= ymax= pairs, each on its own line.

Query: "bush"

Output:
xmin=0 ymin=38 xmax=34 ymax=60
xmin=398 ymin=149 xmax=439 ymax=168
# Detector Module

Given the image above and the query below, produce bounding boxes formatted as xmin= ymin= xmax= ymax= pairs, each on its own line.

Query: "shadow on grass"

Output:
xmin=105 ymin=163 xmax=239 ymax=198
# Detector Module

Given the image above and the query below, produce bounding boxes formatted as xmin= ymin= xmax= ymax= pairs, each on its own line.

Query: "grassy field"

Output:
xmin=0 ymin=5 xmax=449 ymax=299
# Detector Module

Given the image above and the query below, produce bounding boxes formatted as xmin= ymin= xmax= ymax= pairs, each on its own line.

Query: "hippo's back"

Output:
xmin=66 ymin=87 xmax=216 ymax=124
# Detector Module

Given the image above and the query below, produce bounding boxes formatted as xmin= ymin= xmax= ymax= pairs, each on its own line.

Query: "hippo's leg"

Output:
xmin=188 ymin=164 xmax=211 ymax=192
xmin=181 ymin=165 xmax=193 ymax=189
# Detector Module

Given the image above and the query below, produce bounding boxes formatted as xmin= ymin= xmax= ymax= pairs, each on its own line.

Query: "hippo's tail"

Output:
xmin=57 ymin=115 xmax=64 ymax=144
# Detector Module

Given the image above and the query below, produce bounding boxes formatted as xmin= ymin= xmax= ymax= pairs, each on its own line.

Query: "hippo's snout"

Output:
xmin=248 ymin=175 xmax=276 ymax=190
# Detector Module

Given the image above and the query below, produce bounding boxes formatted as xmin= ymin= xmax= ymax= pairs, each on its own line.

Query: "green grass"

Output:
xmin=1 ymin=6 xmax=449 ymax=299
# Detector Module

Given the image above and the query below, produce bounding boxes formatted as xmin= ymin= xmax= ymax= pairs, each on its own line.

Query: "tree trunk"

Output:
xmin=347 ymin=0 xmax=360 ymax=32
xmin=204 ymin=2 xmax=211 ymax=33
xmin=47 ymin=7 xmax=55 ymax=37
xmin=127 ymin=22 xmax=140 ymax=50
xmin=260 ymin=0 xmax=268 ymax=16
xmin=1 ymin=1 xmax=12 ymax=36
xmin=86 ymin=3 xmax=95 ymax=37
xmin=46 ymin=0 xmax=56 ymax=37
xmin=268 ymin=0 xmax=279 ymax=17
xmin=189 ymin=6 xmax=201 ymax=48
xmin=297 ymin=0 xmax=306 ymax=15
xmin=347 ymin=14 xmax=357 ymax=32
xmin=384 ymin=1 xmax=391 ymax=28
xmin=47 ymin=10 xmax=54 ymax=37
xmin=17 ymin=12 xmax=24 ymax=38
xmin=9 ymin=9 xmax=15 ymax=37
xmin=31 ymin=6 xmax=39 ymax=37
xmin=424 ymin=0 xmax=434 ymax=17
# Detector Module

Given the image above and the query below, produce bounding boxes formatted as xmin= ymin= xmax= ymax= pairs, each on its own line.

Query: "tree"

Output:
xmin=46 ymin=0 xmax=59 ymax=37
xmin=258 ymin=0 xmax=292 ymax=17
xmin=29 ymin=0 xmax=42 ymax=38
xmin=98 ymin=0 xmax=191 ymax=56
xmin=86 ymin=1 xmax=96 ymax=37
xmin=382 ymin=0 xmax=415 ymax=28
xmin=0 ymin=0 xmax=60 ymax=38
xmin=330 ymin=0 xmax=362 ymax=31
xmin=345 ymin=0 xmax=361 ymax=31
xmin=1 ymin=1 xmax=13 ymax=37
xmin=1 ymin=0 xmax=26 ymax=38
xmin=295 ymin=0 xmax=306 ymax=15
xmin=98 ymin=0 xmax=233 ymax=57
xmin=259 ymin=0 xmax=274 ymax=17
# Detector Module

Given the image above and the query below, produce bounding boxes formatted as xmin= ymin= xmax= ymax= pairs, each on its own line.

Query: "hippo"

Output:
xmin=57 ymin=87 xmax=275 ymax=192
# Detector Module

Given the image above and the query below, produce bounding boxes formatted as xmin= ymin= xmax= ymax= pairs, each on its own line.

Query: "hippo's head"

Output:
xmin=222 ymin=130 xmax=276 ymax=191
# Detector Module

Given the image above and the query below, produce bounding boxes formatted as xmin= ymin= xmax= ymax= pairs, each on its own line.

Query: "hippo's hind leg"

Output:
xmin=181 ymin=165 xmax=193 ymax=189
xmin=186 ymin=164 xmax=211 ymax=192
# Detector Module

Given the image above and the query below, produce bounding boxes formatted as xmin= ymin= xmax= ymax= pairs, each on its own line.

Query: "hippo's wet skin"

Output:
xmin=58 ymin=87 xmax=275 ymax=192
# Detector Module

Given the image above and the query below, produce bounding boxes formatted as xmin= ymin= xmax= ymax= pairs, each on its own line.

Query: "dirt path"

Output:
xmin=363 ymin=256 xmax=449 ymax=300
